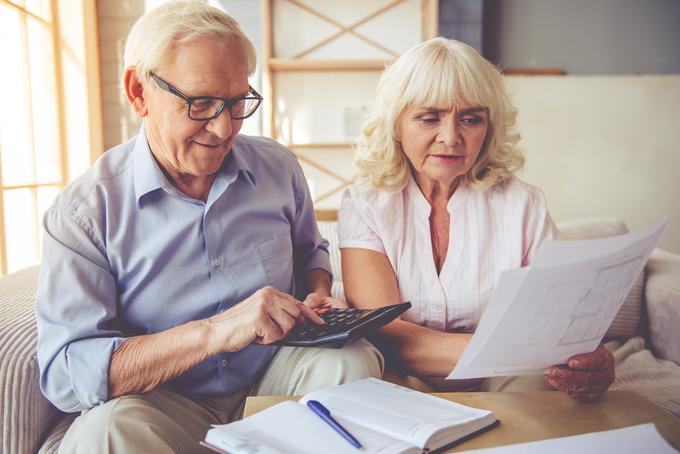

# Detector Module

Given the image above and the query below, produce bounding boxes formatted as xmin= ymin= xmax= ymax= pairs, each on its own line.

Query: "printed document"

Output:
xmin=457 ymin=423 xmax=677 ymax=454
xmin=448 ymin=220 xmax=668 ymax=379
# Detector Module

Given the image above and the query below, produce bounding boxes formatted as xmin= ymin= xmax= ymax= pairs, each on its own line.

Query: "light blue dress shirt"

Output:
xmin=36 ymin=127 xmax=331 ymax=412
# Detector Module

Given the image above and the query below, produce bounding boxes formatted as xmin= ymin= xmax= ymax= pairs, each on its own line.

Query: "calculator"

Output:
xmin=274 ymin=302 xmax=412 ymax=348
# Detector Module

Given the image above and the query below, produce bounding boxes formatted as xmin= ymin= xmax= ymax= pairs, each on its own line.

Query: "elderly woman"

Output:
xmin=339 ymin=37 xmax=614 ymax=401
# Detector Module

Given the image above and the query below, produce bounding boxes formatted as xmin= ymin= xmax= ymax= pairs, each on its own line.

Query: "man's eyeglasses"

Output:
xmin=149 ymin=71 xmax=263 ymax=121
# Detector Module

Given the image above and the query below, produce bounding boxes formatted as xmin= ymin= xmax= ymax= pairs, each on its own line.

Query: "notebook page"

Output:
xmin=206 ymin=400 xmax=416 ymax=454
xmin=301 ymin=378 xmax=493 ymax=448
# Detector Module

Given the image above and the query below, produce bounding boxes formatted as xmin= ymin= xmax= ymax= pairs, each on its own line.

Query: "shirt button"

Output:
xmin=220 ymin=359 xmax=228 ymax=367
xmin=212 ymin=259 xmax=221 ymax=268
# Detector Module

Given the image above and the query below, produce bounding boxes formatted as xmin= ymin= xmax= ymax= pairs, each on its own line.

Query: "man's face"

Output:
xmin=142 ymin=36 xmax=249 ymax=181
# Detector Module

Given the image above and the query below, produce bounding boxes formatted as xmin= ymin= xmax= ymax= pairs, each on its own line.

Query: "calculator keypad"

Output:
xmin=288 ymin=307 xmax=373 ymax=340
xmin=275 ymin=301 xmax=411 ymax=348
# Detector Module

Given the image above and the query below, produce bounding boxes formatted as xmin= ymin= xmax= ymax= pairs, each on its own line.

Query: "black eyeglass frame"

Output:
xmin=148 ymin=71 xmax=263 ymax=121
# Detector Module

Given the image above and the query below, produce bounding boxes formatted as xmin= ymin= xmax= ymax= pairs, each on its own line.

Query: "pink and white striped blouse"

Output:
xmin=338 ymin=174 xmax=558 ymax=333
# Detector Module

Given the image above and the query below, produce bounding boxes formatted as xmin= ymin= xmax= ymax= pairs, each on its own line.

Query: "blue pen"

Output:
xmin=307 ymin=400 xmax=362 ymax=449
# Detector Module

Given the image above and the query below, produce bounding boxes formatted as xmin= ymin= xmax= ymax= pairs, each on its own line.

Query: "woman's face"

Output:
xmin=398 ymin=105 xmax=489 ymax=189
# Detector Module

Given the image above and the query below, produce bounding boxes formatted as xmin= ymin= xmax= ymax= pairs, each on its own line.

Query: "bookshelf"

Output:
xmin=262 ymin=0 xmax=438 ymax=208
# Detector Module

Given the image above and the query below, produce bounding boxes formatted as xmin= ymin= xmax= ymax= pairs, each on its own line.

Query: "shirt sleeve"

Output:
xmin=290 ymin=159 xmax=333 ymax=279
xmin=522 ymin=186 xmax=559 ymax=266
xmin=36 ymin=207 xmax=127 ymax=412
xmin=337 ymin=187 xmax=386 ymax=254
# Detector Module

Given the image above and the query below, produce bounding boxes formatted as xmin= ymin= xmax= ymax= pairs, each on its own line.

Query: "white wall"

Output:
xmin=507 ymin=75 xmax=680 ymax=252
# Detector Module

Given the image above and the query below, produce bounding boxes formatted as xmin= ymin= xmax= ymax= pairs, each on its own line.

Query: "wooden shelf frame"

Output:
xmin=287 ymin=142 xmax=354 ymax=150
xmin=269 ymin=59 xmax=392 ymax=72
xmin=262 ymin=0 xmax=438 ymax=205
xmin=501 ymin=67 xmax=566 ymax=76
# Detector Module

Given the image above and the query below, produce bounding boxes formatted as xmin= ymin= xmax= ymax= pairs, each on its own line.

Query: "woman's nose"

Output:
xmin=437 ymin=117 xmax=461 ymax=147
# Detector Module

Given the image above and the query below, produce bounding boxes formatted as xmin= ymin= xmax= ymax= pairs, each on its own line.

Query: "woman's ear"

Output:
xmin=123 ymin=67 xmax=148 ymax=117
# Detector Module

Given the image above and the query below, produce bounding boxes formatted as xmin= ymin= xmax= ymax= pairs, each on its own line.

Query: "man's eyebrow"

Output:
xmin=191 ymin=88 xmax=250 ymax=99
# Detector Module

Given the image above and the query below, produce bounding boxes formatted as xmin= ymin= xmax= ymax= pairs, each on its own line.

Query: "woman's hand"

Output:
xmin=302 ymin=293 xmax=349 ymax=310
xmin=545 ymin=345 xmax=615 ymax=402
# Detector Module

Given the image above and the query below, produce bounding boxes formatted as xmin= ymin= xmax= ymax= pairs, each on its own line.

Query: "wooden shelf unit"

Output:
xmin=262 ymin=0 xmax=438 ymax=206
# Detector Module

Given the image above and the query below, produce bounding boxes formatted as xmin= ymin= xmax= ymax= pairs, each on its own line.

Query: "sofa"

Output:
xmin=1 ymin=217 xmax=679 ymax=453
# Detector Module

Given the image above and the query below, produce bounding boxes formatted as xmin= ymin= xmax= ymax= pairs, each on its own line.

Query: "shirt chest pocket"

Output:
xmin=256 ymin=233 xmax=295 ymax=292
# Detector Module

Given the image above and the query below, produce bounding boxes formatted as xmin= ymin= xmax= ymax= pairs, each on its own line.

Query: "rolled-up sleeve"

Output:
xmin=289 ymin=160 xmax=332 ymax=278
xmin=36 ymin=207 xmax=127 ymax=412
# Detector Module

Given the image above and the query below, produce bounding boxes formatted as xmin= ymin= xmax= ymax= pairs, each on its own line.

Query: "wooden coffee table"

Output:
xmin=244 ymin=391 xmax=680 ymax=451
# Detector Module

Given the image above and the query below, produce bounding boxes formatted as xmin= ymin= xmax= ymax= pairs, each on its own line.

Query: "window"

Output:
xmin=0 ymin=0 xmax=103 ymax=275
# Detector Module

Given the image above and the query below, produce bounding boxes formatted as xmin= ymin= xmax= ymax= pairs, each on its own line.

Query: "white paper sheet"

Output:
xmin=448 ymin=219 xmax=668 ymax=379
xmin=457 ymin=423 xmax=678 ymax=454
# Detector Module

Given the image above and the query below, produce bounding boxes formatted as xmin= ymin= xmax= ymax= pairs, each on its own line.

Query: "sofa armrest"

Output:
xmin=643 ymin=249 xmax=680 ymax=365
xmin=0 ymin=266 xmax=61 ymax=453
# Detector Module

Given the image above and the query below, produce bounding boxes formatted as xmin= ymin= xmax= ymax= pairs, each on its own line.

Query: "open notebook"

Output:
xmin=202 ymin=378 xmax=498 ymax=454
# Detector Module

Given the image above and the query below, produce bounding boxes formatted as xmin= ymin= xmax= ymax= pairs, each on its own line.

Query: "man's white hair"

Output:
xmin=123 ymin=0 xmax=257 ymax=81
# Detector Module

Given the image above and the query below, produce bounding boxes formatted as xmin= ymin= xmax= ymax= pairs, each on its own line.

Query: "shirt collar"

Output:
xmin=406 ymin=170 xmax=431 ymax=216
xmin=133 ymin=126 xmax=257 ymax=206
xmin=224 ymin=137 xmax=256 ymax=186
xmin=133 ymin=125 xmax=168 ymax=205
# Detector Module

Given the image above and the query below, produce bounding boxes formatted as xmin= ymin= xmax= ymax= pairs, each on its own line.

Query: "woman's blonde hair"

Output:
xmin=354 ymin=37 xmax=524 ymax=192
xmin=123 ymin=0 xmax=257 ymax=82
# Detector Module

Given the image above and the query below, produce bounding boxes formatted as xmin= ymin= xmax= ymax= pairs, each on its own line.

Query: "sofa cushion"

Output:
xmin=557 ymin=218 xmax=645 ymax=339
xmin=317 ymin=220 xmax=343 ymax=286
xmin=606 ymin=336 xmax=680 ymax=419
xmin=557 ymin=217 xmax=629 ymax=240
xmin=643 ymin=249 xmax=680 ymax=364
xmin=0 ymin=266 xmax=62 ymax=454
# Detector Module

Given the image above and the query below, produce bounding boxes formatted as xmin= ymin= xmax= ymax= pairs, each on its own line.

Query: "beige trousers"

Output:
xmin=58 ymin=338 xmax=384 ymax=454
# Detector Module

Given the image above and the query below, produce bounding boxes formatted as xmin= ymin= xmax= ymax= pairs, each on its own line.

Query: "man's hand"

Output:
xmin=545 ymin=345 xmax=615 ymax=402
xmin=208 ymin=286 xmax=324 ymax=354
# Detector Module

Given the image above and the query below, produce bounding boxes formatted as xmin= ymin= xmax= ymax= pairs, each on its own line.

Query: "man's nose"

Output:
xmin=437 ymin=117 xmax=461 ymax=147
xmin=204 ymin=107 xmax=233 ymax=139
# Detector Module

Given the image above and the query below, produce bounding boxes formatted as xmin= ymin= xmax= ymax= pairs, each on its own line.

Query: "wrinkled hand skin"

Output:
xmin=545 ymin=345 xmax=615 ymax=402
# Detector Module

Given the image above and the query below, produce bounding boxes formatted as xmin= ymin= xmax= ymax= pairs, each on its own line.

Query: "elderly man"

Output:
xmin=36 ymin=2 xmax=383 ymax=452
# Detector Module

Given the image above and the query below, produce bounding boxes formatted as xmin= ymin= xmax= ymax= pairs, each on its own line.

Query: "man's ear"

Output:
xmin=124 ymin=67 xmax=148 ymax=117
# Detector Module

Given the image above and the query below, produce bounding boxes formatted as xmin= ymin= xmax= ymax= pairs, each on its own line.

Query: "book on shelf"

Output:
xmin=201 ymin=377 xmax=499 ymax=454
